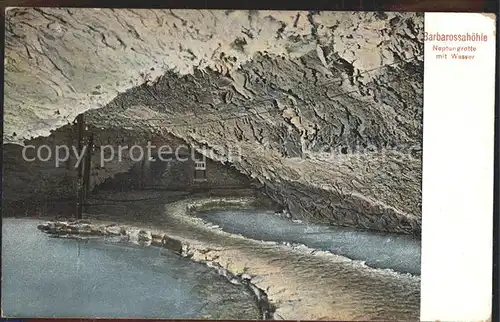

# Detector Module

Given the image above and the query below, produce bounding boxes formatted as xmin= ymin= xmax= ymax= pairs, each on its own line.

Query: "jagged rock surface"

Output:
xmin=4 ymin=9 xmax=424 ymax=234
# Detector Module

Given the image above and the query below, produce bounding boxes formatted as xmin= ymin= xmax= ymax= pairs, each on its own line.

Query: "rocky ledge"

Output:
xmin=37 ymin=220 xmax=184 ymax=251
xmin=36 ymin=218 xmax=275 ymax=319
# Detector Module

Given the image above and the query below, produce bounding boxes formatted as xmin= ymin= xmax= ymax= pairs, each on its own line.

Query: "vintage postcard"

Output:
xmin=2 ymin=7 xmax=496 ymax=321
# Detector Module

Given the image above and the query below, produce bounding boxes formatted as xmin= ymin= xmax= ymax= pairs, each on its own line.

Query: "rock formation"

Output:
xmin=4 ymin=8 xmax=424 ymax=235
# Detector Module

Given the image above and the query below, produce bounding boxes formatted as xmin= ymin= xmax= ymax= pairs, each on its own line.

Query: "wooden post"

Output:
xmin=76 ymin=114 xmax=85 ymax=220
xmin=142 ymin=154 xmax=151 ymax=190
xmin=83 ymin=132 xmax=93 ymax=212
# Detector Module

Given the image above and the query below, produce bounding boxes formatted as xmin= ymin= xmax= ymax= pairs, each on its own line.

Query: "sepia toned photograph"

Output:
xmin=3 ymin=8 xmax=424 ymax=320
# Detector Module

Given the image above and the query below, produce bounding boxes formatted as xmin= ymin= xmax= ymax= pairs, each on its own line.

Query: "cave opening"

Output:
xmin=1 ymin=113 xmax=274 ymax=221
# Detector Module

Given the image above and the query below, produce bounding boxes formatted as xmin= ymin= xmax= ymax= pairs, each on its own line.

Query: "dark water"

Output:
xmin=198 ymin=210 xmax=421 ymax=275
xmin=1 ymin=218 xmax=260 ymax=319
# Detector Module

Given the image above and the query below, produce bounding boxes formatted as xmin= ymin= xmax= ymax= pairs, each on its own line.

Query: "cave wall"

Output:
xmin=81 ymin=42 xmax=423 ymax=234
xmin=2 ymin=122 xmax=150 ymax=212
xmin=2 ymin=118 xmax=257 ymax=216
xmin=97 ymin=150 xmax=254 ymax=191
xmin=4 ymin=9 xmax=424 ymax=234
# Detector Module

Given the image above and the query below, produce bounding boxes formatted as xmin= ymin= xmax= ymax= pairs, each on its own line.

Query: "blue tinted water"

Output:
xmin=199 ymin=210 xmax=421 ymax=275
xmin=1 ymin=218 xmax=259 ymax=319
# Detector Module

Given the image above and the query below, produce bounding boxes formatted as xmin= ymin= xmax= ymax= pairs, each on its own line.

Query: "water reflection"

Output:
xmin=1 ymin=218 xmax=259 ymax=319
